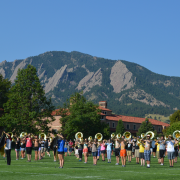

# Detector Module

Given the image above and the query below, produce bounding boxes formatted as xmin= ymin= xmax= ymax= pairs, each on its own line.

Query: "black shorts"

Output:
xmin=153 ymin=148 xmax=156 ymax=153
xmin=174 ymin=150 xmax=178 ymax=157
xmin=53 ymin=147 xmax=57 ymax=155
xmin=101 ymin=150 xmax=106 ymax=154
xmin=58 ymin=151 xmax=64 ymax=154
xmin=34 ymin=147 xmax=38 ymax=151
xmin=159 ymin=150 xmax=165 ymax=158
xmin=115 ymin=148 xmax=120 ymax=156
xmin=48 ymin=148 xmax=50 ymax=152
xmin=26 ymin=147 xmax=32 ymax=155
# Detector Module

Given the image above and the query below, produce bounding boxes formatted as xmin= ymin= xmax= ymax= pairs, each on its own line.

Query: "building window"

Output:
xmin=112 ymin=122 xmax=115 ymax=128
xmin=107 ymin=122 xmax=110 ymax=127
xmin=127 ymin=124 xmax=129 ymax=130
xmin=100 ymin=116 xmax=104 ymax=120
xmin=159 ymin=127 xmax=161 ymax=132
xmin=102 ymin=111 xmax=107 ymax=115
xmin=133 ymin=125 xmax=136 ymax=130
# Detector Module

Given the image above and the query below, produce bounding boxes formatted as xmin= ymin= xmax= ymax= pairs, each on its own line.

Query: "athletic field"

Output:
xmin=0 ymin=150 xmax=180 ymax=180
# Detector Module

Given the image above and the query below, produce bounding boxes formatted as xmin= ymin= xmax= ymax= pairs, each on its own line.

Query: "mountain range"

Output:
xmin=0 ymin=51 xmax=180 ymax=121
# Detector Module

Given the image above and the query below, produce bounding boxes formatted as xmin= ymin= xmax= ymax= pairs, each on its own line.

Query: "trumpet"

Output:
xmin=39 ymin=133 xmax=46 ymax=140
xmin=111 ymin=133 xmax=116 ymax=139
xmin=95 ymin=133 xmax=103 ymax=141
xmin=88 ymin=136 xmax=92 ymax=141
xmin=75 ymin=132 xmax=83 ymax=140
xmin=116 ymin=133 xmax=121 ymax=139
xmin=123 ymin=131 xmax=131 ymax=140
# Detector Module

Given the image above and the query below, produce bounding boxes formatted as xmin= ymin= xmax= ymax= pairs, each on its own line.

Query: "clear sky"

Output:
xmin=0 ymin=0 xmax=179 ymax=77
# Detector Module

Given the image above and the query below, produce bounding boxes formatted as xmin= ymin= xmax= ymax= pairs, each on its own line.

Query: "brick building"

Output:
xmin=99 ymin=101 xmax=170 ymax=136
xmin=50 ymin=101 xmax=170 ymax=136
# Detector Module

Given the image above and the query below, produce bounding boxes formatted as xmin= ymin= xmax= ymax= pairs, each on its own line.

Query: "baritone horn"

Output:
xmin=123 ymin=131 xmax=131 ymax=140
xmin=95 ymin=133 xmax=103 ymax=141
xmin=111 ymin=133 xmax=116 ymax=139
xmin=75 ymin=132 xmax=83 ymax=140
xmin=39 ymin=133 xmax=47 ymax=140
xmin=173 ymin=130 xmax=180 ymax=140
xmin=116 ymin=133 xmax=121 ymax=139
xmin=88 ymin=136 xmax=92 ymax=141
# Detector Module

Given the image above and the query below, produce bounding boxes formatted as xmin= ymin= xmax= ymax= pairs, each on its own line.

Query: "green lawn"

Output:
xmin=0 ymin=150 xmax=180 ymax=180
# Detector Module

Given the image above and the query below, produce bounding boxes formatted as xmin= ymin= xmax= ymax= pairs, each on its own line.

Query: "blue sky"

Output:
xmin=0 ymin=0 xmax=179 ymax=77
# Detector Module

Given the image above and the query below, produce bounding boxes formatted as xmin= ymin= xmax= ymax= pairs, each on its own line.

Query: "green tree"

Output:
xmin=58 ymin=92 xmax=110 ymax=140
xmin=0 ymin=65 xmax=55 ymax=135
xmin=166 ymin=122 xmax=180 ymax=136
xmin=116 ymin=120 xmax=125 ymax=135
xmin=137 ymin=118 xmax=154 ymax=136
xmin=169 ymin=110 xmax=180 ymax=125
xmin=0 ymin=74 xmax=11 ymax=109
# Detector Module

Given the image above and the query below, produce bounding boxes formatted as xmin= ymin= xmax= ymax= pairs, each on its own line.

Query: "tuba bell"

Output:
xmin=173 ymin=130 xmax=180 ymax=140
xmin=116 ymin=133 xmax=121 ymax=139
xmin=145 ymin=131 xmax=154 ymax=140
xmin=111 ymin=133 xmax=116 ymax=139
xmin=123 ymin=131 xmax=131 ymax=140
xmin=39 ymin=133 xmax=46 ymax=140
xmin=75 ymin=132 xmax=83 ymax=140
xmin=20 ymin=132 xmax=27 ymax=138
xmin=95 ymin=133 xmax=103 ymax=141
xmin=165 ymin=135 xmax=169 ymax=140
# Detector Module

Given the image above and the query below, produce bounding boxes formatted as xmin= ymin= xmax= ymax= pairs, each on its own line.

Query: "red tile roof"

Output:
xmin=99 ymin=107 xmax=112 ymax=112
xmin=106 ymin=115 xmax=170 ymax=127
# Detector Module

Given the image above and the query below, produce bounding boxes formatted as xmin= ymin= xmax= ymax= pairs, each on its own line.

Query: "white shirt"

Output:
xmin=5 ymin=138 xmax=12 ymax=150
xmin=166 ymin=141 xmax=175 ymax=152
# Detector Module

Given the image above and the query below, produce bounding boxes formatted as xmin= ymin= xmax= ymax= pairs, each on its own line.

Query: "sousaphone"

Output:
xmin=95 ymin=133 xmax=103 ymax=142
xmin=123 ymin=131 xmax=131 ymax=140
xmin=75 ymin=132 xmax=83 ymax=140
xmin=173 ymin=130 xmax=180 ymax=140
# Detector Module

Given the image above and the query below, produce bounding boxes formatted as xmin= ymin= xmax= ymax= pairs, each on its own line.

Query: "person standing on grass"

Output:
xmin=57 ymin=134 xmax=65 ymax=168
xmin=135 ymin=137 xmax=140 ymax=164
xmin=174 ymin=139 xmax=179 ymax=163
xmin=158 ymin=135 xmax=166 ymax=165
xmin=97 ymin=141 xmax=101 ymax=160
xmin=15 ymin=137 xmax=20 ymax=160
xmin=92 ymin=138 xmax=98 ymax=165
xmin=75 ymin=141 xmax=79 ymax=159
xmin=4 ymin=132 xmax=12 ymax=165
xmin=106 ymin=139 xmax=112 ymax=163
xmin=156 ymin=138 xmax=161 ymax=164
xmin=138 ymin=139 xmax=145 ymax=166
xmin=127 ymin=138 xmax=133 ymax=162
xmin=21 ymin=138 xmax=26 ymax=159
xmin=144 ymin=135 xmax=151 ymax=168
xmin=53 ymin=136 xmax=58 ymax=161
xmin=120 ymin=136 xmax=127 ymax=167
xmin=34 ymin=136 xmax=39 ymax=161
xmin=83 ymin=138 xmax=88 ymax=163
xmin=26 ymin=134 xmax=33 ymax=162
xmin=64 ymin=140 xmax=68 ymax=157
xmin=114 ymin=138 xmax=120 ymax=165
xmin=41 ymin=138 xmax=45 ymax=158
xmin=38 ymin=139 xmax=41 ymax=160
xmin=100 ymin=140 xmax=106 ymax=161
xmin=151 ymin=139 xmax=156 ymax=157
xmin=78 ymin=140 xmax=83 ymax=162
xmin=68 ymin=139 xmax=73 ymax=156
xmin=47 ymin=139 xmax=51 ymax=157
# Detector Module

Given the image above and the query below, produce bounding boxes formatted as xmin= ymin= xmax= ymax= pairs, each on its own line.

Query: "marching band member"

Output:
xmin=92 ymin=138 xmax=98 ymax=165
xmin=83 ymin=138 xmax=88 ymax=163
xmin=144 ymin=135 xmax=151 ymax=168
xmin=134 ymin=137 xmax=140 ymax=164
xmin=166 ymin=135 xmax=175 ymax=167
xmin=157 ymin=135 xmax=166 ymax=165
xmin=57 ymin=134 xmax=65 ymax=168
xmin=120 ymin=135 xmax=127 ymax=167
xmin=105 ymin=139 xmax=112 ymax=163
xmin=4 ymin=132 xmax=12 ymax=165
xmin=115 ymin=138 xmax=120 ymax=165
xmin=100 ymin=140 xmax=106 ymax=161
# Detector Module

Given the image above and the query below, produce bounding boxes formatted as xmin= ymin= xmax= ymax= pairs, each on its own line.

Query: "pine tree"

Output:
xmin=137 ymin=118 xmax=154 ymax=136
xmin=0 ymin=65 xmax=55 ymax=135
xmin=116 ymin=120 xmax=125 ymax=135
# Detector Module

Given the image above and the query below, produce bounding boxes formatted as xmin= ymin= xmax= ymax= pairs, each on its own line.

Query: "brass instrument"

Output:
xmin=6 ymin=132 xmax=13 ymax=138
xmin=39 ymin=133 xmax=47 ymax=140
xmin=141 ymin=133 xmax=145 ymax=139
xmin=173 ymin=130 xmax=180 ymax=140
xmin=20 ymin=132 xmax=28 ymax=138
xmin=145 ymin=131 xmax=154 ymax=140
xmin=123 ymin=131 xmax=131 ymax=140
xmin=111 ymin=133 xmax=116 ymax=139
xmin=50 ymin=137 xmax=53 ymax=143
xmin=165 ymin=135 xmax=169 ymax=140
xmin=88 ymin=136 xmax=92 ymax=141
xmin=75 ymin=132 xmax=83 ymax=140
xmin=116 ymin=133 xmax=121 ymax=139
xmin=95 ymin=133 xmax=103 ymax=141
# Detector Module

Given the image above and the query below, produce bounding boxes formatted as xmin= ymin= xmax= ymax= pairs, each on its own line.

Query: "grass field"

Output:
xmin=0 ymin=150 xmax=180 ymax=180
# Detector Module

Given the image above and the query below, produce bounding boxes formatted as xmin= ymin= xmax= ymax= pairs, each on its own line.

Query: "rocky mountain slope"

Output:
xmin=1 ymin=51 xmax=180 ymax=119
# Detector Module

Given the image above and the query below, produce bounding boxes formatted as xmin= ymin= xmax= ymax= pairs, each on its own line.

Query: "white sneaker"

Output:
xmin=160 ymin=164 xmax=164 ymax=165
